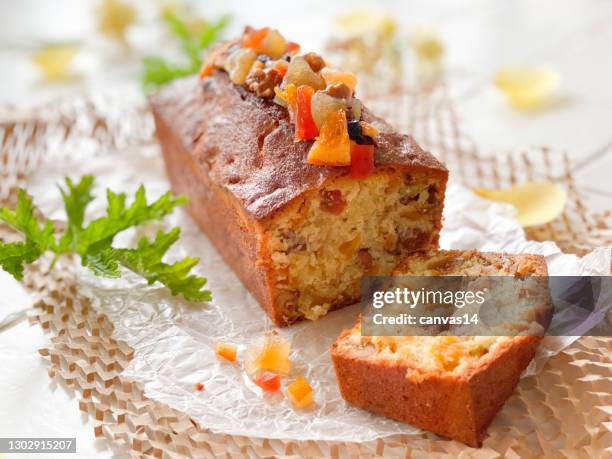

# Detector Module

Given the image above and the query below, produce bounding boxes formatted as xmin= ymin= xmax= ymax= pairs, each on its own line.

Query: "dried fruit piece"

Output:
xmin=350 ymin=143 xmax=375 ymax=179
xmin=242 ymin=27 xmax=269 ymax=51
xmin=259 ymin=29 xmax=287 ymax=59
xmin=244 ymin=332 xmax=291 ymax=375
xmin=306 ymin=109 xmax=351 ymax=166
xmin=287 ymin=376 xmax=313 ymax=408
xmin=359 ymin=121 xmax=379 ymax=138
xmin=194 ymin=382 xmax=205 ymax=391
xmin=274 ymin=83 xmax=297 ymax=114
xmin=321 ymin=68 xmax=357 ymax=94
xmin=494 ymin=66 xmax=560 ymax=108
xmin=295 ymin=86 xmax=318 ymax=141
xmin=310 ymin=92 xmax=346 ymax=130
xmin=319 ymin=190 xmax=347 ymax=215
xmin=285 ymin=41 xmax=301 ymax=54
xmin=225 ymin=48 xmax=257 ymax=85
xmin=272 ymin=59 xmax=289 ymax=77
xmin=254 ymin=372 xmax=281 ymax=392
xmin=283 ymin=55 xmax=325 ymax=91
xmin=215 ymin=342 xmax=237 ymax=362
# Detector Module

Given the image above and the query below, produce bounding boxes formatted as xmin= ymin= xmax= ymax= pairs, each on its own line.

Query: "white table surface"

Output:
xmin=0 ymin=1 xmax=611 ymax=457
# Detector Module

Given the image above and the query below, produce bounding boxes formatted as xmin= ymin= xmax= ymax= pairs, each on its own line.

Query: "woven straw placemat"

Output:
xmin=1 ymin=84 xmax=611 ymax=458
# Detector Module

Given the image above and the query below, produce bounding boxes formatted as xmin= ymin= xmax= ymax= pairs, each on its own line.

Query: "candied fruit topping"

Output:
xmin=244 ymin=332 xmax=291 ymax=375
xmin=295 ymin=85 xmax=318 ymax=141
xmin=194 ymin=382 xmax=205 ymax=391
xmin=350 ymin=143 xmax=375 ymax=180
xmin=254 ymin=371 xmax=281 ymax=392
xmin=215 ymin=342 xmax=237 ymax=362
xmin=306 ymin=109 xmax=351 ymax=166
xmin=287 ymin=376 xmax=313 ymax=408
xmin=199 ymin=27 xmax=380 ymax=172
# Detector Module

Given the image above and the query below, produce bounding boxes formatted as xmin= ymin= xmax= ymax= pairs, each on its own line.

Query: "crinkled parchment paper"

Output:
xmin=26 ymin=144 xmax=611 ymax=443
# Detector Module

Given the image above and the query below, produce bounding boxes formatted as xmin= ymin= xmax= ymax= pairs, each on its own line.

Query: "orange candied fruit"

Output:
xmin=194 ymin=382 xmax=205 ymax=391
xmin=285 ymin=41 xmax=301 ymax=54
xmin=215 ymin=342 xmax=237 ymax=362
xmin=306 ymin=108 xmax=351 ymax=166
xmin=254 ymin=371 xmax=281 ymax=392
xmin=287 ymin=376 xmax=313 ymax=408
xmin=242 ymin=27 xmax=270 ymax=50
xmin=244 ymin=332 xmax=291 ymax=375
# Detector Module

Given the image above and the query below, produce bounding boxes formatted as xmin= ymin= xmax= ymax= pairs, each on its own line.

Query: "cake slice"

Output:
xmin=151 ymin=28 xmax=447 ymax=325
xmin=331 ymin=250 xmax=548 ymax=447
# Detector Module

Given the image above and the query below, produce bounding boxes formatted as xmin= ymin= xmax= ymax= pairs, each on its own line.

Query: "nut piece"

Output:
xmin=303 ymin=52 xmax=326 ymax=72
xmin=246 ymin=67 xmax=283 ymax=98
xmin=325 ymin=83 xmax=352 ymax=100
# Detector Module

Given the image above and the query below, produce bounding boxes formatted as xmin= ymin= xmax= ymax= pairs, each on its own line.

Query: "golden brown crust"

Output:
xmin=331 ymin=333 xmax=541 ymax=447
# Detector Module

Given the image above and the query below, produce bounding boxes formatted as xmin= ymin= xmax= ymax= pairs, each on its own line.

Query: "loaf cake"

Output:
xmin=331 ymin=250 xmax=548 ymax=447
xmin=150 ymin=27 xmax=448 ymax=325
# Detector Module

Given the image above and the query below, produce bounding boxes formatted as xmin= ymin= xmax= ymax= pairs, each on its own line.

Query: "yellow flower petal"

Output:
xmin=494 ymin=66 xmax=560 ymax=108
xmin=97 ymin=0 xmax=137 ymax=44
xmin=409 ymin=25 xmax=444 ymax=61
xmin=472 ymin=181 xmax=566 ymax=227
xmin=31 ymin=44 xmax=79 ymax=81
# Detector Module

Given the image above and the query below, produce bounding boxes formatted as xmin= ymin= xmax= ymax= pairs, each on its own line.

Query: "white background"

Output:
xmin=0 ymin=1 xmax=611 ymax=458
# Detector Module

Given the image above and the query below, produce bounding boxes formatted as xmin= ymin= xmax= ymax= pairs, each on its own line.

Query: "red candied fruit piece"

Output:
xmin=254 ymin=372 xmax=281 ymax=392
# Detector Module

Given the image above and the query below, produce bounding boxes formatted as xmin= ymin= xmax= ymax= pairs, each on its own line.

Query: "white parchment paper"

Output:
xmin=26 ymin=144 xmax=611 ymax=443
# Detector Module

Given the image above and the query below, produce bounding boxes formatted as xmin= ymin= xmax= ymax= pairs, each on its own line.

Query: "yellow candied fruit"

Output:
xmin=306 ymin=109 xmax=351 ymax=166
xmin=274 ymin=83 xmax=298 ymax=113
xmin=287 ymin=376 xmax=313 ymax=408
xmin=244 ymin=332 xmax=291 ymax=375
xmin=359 ymin=121 xmax=379 ymax=138
xmin=215 ymin=342 xmax=237 ymax=362
xmin=494 ymin=66 xmax=560 ymax=108
xmin=259 ymin=29 xmax=287 ymax=59
xmin=321 ymin=68 xmax=357 ymax=94
xmin=31 ymin=45 xmax=79 ymax=81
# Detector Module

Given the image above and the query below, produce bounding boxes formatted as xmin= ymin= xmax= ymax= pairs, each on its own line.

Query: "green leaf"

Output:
xmin=198 ymin=15 xmax=230 ymax=50
xmin=0 ymin=189 xmax=55 ymax=251
xmin=0 ymin=241 xmax=42 ymax=280
xmin=0 ymin=176 xmax=210 ymax=303
xmin=88 ymin=228 xmax=211 ymax=302
xmin=141 ymin=56 xmax=198 ymax=92
xmin=75 ymin=187 xmax=187 ymax=256
xmin=57 ymin=175 xmax=95 ymax=252
xmin=141 ymin=11 xmax=229 ymax=92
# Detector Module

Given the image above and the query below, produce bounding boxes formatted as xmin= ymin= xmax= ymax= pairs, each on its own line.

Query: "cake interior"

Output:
xmin=336 ymin=249 xmax=547 ymax=373
xmin=264 ymin=168 xmax=444 ymax=323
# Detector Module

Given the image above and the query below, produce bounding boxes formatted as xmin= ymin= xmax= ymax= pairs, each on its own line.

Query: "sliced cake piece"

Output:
xmin=331 ymin=249 xmax=548 ymax=447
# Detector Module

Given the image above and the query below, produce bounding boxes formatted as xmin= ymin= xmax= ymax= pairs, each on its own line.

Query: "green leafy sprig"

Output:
xmin=141 ymin=11 xmax=230 ymax=92
xmin=0 ymin=176 xmax=211 ymax=302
